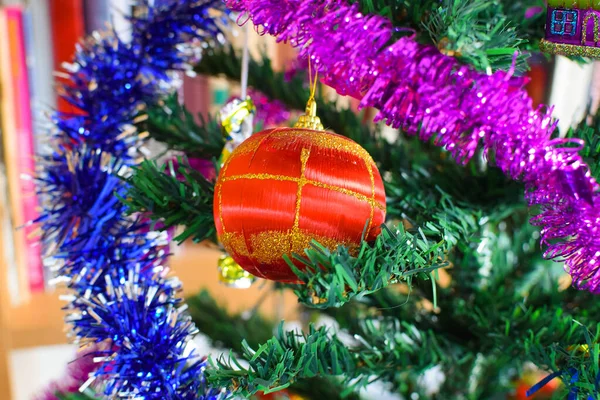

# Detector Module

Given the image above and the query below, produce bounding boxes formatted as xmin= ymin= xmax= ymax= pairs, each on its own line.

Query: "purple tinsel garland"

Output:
xmin=226 ymin=0 xmax=600 ymax=293
xmin=247 ymin=88 xmax=291 ymax=128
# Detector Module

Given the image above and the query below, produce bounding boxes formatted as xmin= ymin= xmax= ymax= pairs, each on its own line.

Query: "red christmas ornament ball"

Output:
xmin=253 ymin=389 xmax=304 ymax=399
xmin=512 ymin=370 xmax=560 ymax=400
xmin=214 ymin=127 xmax=386 ymax=283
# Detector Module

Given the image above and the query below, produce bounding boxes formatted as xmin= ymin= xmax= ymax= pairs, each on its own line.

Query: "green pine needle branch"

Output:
xmin=120 ymin=159 xmax=216 ymax=243
xmin=285 ymin=184 xmax=487 ymax=307
xmin=187 ymin=290 xmax=362 ymax=400
xmin=207 ymin=318 xmax=455 ymax=398
xmin=285 ymin=223 xmax=447 ymax=309
xmin=207 ymin=278 xmax=600 ymax=399
xmin=351 ymin=0 xmax=547 ymax=72
xmin=425 ymin=0 xmax=528 ymax=72
xmin=143 ymin=94 xmax=225 ymax=159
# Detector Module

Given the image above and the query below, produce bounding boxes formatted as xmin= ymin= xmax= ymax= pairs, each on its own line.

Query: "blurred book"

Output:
xmin=0 ymin=164 xmax=21 ymax=305
xmin=83 ymin=0 xmax=109 ymax=34
xmin=49 ymin=0 xmax=85 ymax=114
xmin=0 ymin=6 xmax=44 ymax=297
xmin=24 ymin=0 xmax=55 ymax=156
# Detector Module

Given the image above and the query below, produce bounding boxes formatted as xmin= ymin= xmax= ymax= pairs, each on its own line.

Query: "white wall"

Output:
xmin=10 ymin=344 xmax=76 ymax=400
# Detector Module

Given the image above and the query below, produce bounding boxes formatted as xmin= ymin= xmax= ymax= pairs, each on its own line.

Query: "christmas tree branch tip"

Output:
xmin=143 ymin=94 xmax=225 ymax=159
xmin=119 ymin=158 xmax=217 ymax=243
xmin=286 ymin=224 xmax=448 ymax=309
xmin=207 ymin=318 xmax=453 ymax=398
xmin=188 ymin=290 xmax=362 ymax=399
xmin=287 ymin=189 xmax=483 ymax=309
xmin=207 ymin=323 xmax=353 ymax=398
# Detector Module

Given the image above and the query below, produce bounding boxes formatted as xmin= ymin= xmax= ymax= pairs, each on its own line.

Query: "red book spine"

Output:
xmin=49 ymin=0 xmax=85 ymax=114
xmin=1 ymin=7 xmax=44 ymax=292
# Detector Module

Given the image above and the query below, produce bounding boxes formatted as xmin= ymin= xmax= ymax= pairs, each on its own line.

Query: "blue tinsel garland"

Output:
xmin=34 ymin=1 xmax=228 ymax=398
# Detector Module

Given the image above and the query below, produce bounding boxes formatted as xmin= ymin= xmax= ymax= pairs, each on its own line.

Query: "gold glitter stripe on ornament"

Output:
xmin=293 ymin=148 xmax=311 ymax=229
xmin=244 ymin=229 xmax=355 ymax=265
xmin=220 ymin=232 xmax=252 ymax=257
xmin=216 ymin=177 xmax=226 ymax=233
xmin=540 ymin=39 xmax=600 ymax=58
xmin=221 ymin=173 xmax=299 ymax=183
xmin=268 ymin=129 xmax=375 ymax=167
xmin=365 ymin=157 xmax=376 ymax=235
xmin=220 ymin=173 xmax=386 ymax=211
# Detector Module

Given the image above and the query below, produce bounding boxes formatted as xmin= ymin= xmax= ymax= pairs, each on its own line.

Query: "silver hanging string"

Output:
xmin=240 ymin=22 xmax=250 ymax=99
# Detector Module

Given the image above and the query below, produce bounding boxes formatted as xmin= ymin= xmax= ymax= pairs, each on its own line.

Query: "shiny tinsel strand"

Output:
xmin=35 ymin=147 xmax=129 ymax=256
xmin=54 ymin=0 xmax=228 ymax=157
xmin=66 ymin=269 xmax=223 ymax=399
xmin=35 ymin=0 xmax=229 ymax=396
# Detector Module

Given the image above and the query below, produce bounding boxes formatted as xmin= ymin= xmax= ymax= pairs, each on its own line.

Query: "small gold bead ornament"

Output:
xmin=217 ymin=254 xmax=256 ymax=288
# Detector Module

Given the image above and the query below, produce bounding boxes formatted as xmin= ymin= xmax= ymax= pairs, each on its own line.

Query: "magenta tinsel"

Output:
xmin=35 ymin=345 xmax=102 ymax=400
xmin=247 ymin=89 xmax=291 ymax=128
xmin=284 ymin=57 xmax=308 ymax=82
xmin=227 ymin=0 xmax=600 ymax=293
xmin=168 ymin=156 xmax=217 ymax=181
xmin=225 ymin=90 xmax=290 ymax=128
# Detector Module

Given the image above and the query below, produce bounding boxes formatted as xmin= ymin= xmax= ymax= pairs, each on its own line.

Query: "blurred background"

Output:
xmin=0 ymin=0 xmax=597 ymax=399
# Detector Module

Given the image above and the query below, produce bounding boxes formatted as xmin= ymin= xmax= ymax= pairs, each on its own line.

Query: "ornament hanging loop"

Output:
xmin=294 ymin=57 xmax=324 ymax=131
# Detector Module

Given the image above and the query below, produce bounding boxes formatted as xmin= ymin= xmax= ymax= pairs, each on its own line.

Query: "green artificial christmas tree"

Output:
xmin=40 ymin=1 xmax=600 ymax=399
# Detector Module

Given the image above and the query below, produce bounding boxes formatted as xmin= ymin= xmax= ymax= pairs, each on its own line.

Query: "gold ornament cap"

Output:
xmin=294 ymin=62 xmax=324 ymax=131
xmin=218 ymin=254 xmax=256 ymax=289
xmin=294 ymin=97 xmax=324 ymax=130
